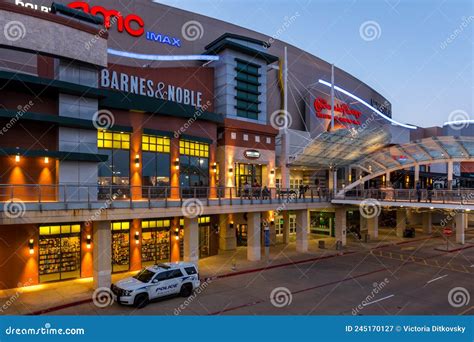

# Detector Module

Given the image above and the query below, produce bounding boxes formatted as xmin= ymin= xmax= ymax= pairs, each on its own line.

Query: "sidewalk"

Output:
xmin=0 ymin=231 xmax=441 ymax=315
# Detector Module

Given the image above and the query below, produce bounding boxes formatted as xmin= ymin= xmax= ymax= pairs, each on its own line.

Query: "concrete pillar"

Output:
xmin=295 ymin=209 xmax=309 ymax=252
xmin=385 ymin=171 xmax=391 ymax=187
xmin=448 ymin=161 xmax=453 ymax=190
xmin=455 ymin=213 xmax=465 ymax=244
xmin=335 ymin=207 xmax=347 ymax=246
xmin=247 ymin=212 xmax=261 ymax=261
xmin=360 ymin=215 xmax=367 ymax=231
xmin=414 ymin=164 xmax=420 ymax=189
xmin=422 ymin=211 xmax=432 ymax=234
xmin=465 ymin=213 xmax=469 ymax=231
xmin=396 ymin=209 xmax=407 ymax=238
xmin=282 ymin=211 xmax=290 ymax=244
xmin=92 ymin=221 xmax=111 ymax=289
xmin=183 ymin=217 xmax=199 ymax=263
xmin=218 ymin=214 xmax=236 ymax=251
xmin=367 ymin=215 xmax=379 ymax=240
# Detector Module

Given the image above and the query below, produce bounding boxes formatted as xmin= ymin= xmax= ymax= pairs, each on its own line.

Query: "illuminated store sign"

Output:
xmin=100 ymin=70 xmax=203 ymax=108
xmin=313 ymin=98 xmax=361 ymax=125
xmin=15 ymin=1 xmax=182 ymax=47
xmin=244 ymin=150 xmax=261 ymax=159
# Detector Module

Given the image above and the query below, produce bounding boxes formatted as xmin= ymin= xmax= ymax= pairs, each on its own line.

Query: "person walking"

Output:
xmin=416 ymin=182 xmax=421 ymax=202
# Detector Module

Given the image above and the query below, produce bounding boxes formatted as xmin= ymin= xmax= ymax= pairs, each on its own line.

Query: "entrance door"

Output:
xmin=235 ymin=164 xmax=262 ymax=192
xmin=237 ymin=224 xmax=248 ymax=246
xmin=199 ymin=225 xmax=210 ymax=258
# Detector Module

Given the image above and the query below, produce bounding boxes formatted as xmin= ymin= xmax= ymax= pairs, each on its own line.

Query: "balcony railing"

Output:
xmin=338 ymin=188 xmax=474 ymax=205
xmin=0 ymin=184 xmax=332 ymax=209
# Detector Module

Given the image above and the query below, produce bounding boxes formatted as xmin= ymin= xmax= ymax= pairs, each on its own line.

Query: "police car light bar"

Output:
xmin=107 ymin=48 xmax=220 ymax=61
xmin=318 ymin=79 xmax=417 ymax=130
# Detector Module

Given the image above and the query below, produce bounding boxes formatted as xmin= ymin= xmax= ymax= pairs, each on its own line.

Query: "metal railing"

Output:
xmin=338 ymin=188 xmax=474 ymax=205
xmin=0 ymin=184 xmax=332 ymax=207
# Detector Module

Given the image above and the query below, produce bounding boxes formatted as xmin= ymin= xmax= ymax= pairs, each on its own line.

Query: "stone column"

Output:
xmin=282 ymin=211 xmax=290 ymax=245
xmin=335 ymin=207 xmax=347 ymax=246
xmin=295 ymin=209 xmax=309 ymax=252
xmin=422 ymin=211 xmax=432 ymax=234
xmin=386 ymin=171 xmax=391 ymax=187
xmin=455 ymin=213 xmax=465 ymax=244
xmin=367 ymin=215 xmax=379 ymax=240
xmin=247 ymin=212 xmax=261 ymax=261
xmin=414 ymin=164 xmax=420 ymax=189
xmin=92 ymin=220 xmax=111 ymax=289
xmin=396 ymin=209 xmax=407 ymax=238
xmin=218 ymin=214 xmax=236 ymax=251
xmin=183 ymin=217 xmax=199 ymax=263
xmin=447 ymin=161 xmax=453 ymax=190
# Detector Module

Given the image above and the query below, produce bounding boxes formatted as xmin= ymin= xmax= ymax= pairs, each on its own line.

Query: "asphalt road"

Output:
xmin=50 ymin=238 xmax=474 ymax=315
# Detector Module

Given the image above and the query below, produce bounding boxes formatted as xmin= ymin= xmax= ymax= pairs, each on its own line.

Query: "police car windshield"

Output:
xmin=133 ymin=269 xmax=156 ymax=283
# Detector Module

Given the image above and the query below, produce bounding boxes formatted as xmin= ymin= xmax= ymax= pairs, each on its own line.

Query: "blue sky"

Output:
xmin=158 ymin=0 xmax=473 ymax=128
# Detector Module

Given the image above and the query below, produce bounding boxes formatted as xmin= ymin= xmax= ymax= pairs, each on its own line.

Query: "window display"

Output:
xmin=141 ymin=219 xmax=171 ymax=266
xmin=111 ymin=221 xmax=130 ymax=273
xmin=38 ymin=224 xmax=81 ymax=283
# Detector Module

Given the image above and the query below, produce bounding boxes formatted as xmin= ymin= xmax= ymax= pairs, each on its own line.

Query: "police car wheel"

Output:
xmin=134 ymin=293 xmax=149 ymax=308
xmin=180 ymin=283 xmax=193 ymax=297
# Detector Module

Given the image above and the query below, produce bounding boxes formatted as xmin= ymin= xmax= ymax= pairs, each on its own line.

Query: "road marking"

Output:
xmin=426 ymin=274 xmax=448 ymax=284
xmin=362 ymin=295 xmax=395 ymax=307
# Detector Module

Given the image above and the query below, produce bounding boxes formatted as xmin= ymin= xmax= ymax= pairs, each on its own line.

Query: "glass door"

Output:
xmin=237 ymin=224 xmax=248 ymax=246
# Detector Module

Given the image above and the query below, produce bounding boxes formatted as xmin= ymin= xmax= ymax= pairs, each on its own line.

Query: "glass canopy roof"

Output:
xmin=353 ymin=136 xmax=474 ymax=174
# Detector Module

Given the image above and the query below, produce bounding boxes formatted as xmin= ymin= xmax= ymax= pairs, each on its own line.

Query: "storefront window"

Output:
xmin=310 ymin=212 xmax=335 ymax=236
xmin=142 ymin=135 xmax=171 ymax=197
xmin=111 ymin=221 xmax=130 ymax=273
xmin=235 ymin=163 xmax=262 ymax=194
xmin=179 ymin=140 xmax=209 ymax=196
xmin=141 ymin=219 xmax=171 ymax=266
xmin=98 ymin=131 xmax=130 ymax=198
xmin=275 ymin=214 xmax=296 ymax=236
xmin=38 ymin=224 xmax=81 ymax=283
xmin=198 ymin=216 xmax=211 ymax=258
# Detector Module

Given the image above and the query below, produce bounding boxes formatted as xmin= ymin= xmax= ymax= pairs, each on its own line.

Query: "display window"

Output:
xmin=111 ymin=221 xmax=130 ymax=273
xmin=198 ymin=216 xmax=211 ymax=258
xmin=98 ymin=130 xmax=131 ymax=199
xmin=38 ymin=224 xmax=81 ymax=283
xmin=141 ymin=219 xmax=171 ymax=266
xmin=309 ymin=212 xmax=335 ymax=236
xmin=179 ymin=140 xmax=209 ymax=196
xmin=142 ymin=134 xmax=171 ymax=197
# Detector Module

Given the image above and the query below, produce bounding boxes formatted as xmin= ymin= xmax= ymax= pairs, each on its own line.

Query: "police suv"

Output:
xmin=111 ymin=262 xmax=200 ymax=308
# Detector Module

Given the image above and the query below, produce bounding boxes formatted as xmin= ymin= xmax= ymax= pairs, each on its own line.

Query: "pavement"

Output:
xmin=0 ymin=228 xmax=473 ymax=316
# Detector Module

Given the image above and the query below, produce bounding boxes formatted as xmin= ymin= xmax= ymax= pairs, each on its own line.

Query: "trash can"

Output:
xmin=318 ymin=240 xmax=325 ymax=249
xmin=364 ymin=234 xmax=370 ymax=243
xmin=336 ymin=240 xmax=343 ymax=250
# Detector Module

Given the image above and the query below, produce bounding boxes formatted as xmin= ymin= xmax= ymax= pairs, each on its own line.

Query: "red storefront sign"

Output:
xmin=313 ymin=98 xmax=361 ymax=125
xmin=68 ymin=1 xmax=145 ymax=37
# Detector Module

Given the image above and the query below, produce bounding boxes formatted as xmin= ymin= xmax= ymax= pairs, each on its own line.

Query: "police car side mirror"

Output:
xmin=152 ymin=279 xmax=159 ymax=283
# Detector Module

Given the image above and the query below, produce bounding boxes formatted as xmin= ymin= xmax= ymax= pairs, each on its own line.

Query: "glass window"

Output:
xmin=141 ymin=219 xmax=171 ymax=266
xmin=184 ymin=266 xmax=197 ymax=275
xmin=179 ymin=140 xmax=210 ymax=193
xmin=235 ymin=59 xmax=260 ymax=120
xmin=111 ymin=221 xmax=130 ymax=273
xmin=142 ymin=134 xmax=170 ymax=153
xmin=169 ymin=269 xmax=183 ymax=278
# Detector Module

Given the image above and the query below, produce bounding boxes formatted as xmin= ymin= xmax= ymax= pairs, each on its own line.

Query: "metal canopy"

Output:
xmin=288 ymin=127 xmax=391 ymax=168
xmin=354 ymin=136 xmax=474 ymax=174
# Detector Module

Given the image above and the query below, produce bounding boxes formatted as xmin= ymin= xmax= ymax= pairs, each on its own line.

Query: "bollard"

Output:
xmin=336 ymin=240 xmax=343 ymax=251
xmin=231 ymin=258 xmax=237 ymax=271
xmin=318 ymin=240 xmax=325 ymax=249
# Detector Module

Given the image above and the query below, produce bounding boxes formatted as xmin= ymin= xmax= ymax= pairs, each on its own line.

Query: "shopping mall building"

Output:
xmin=0 ymin=0 xmax=472 ymax=290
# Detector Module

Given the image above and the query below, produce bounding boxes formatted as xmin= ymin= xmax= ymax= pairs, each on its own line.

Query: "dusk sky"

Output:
xmin=159 ymin=0 xmax=473 ymax=128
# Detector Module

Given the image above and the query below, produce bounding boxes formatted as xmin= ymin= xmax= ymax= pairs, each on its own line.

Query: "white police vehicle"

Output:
xmin=111 ymin=262 xmax=200 ymax=308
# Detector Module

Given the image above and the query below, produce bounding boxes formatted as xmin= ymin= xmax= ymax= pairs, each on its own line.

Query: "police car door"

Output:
xmin=149 ymin=270 xmax=175 ymax=299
